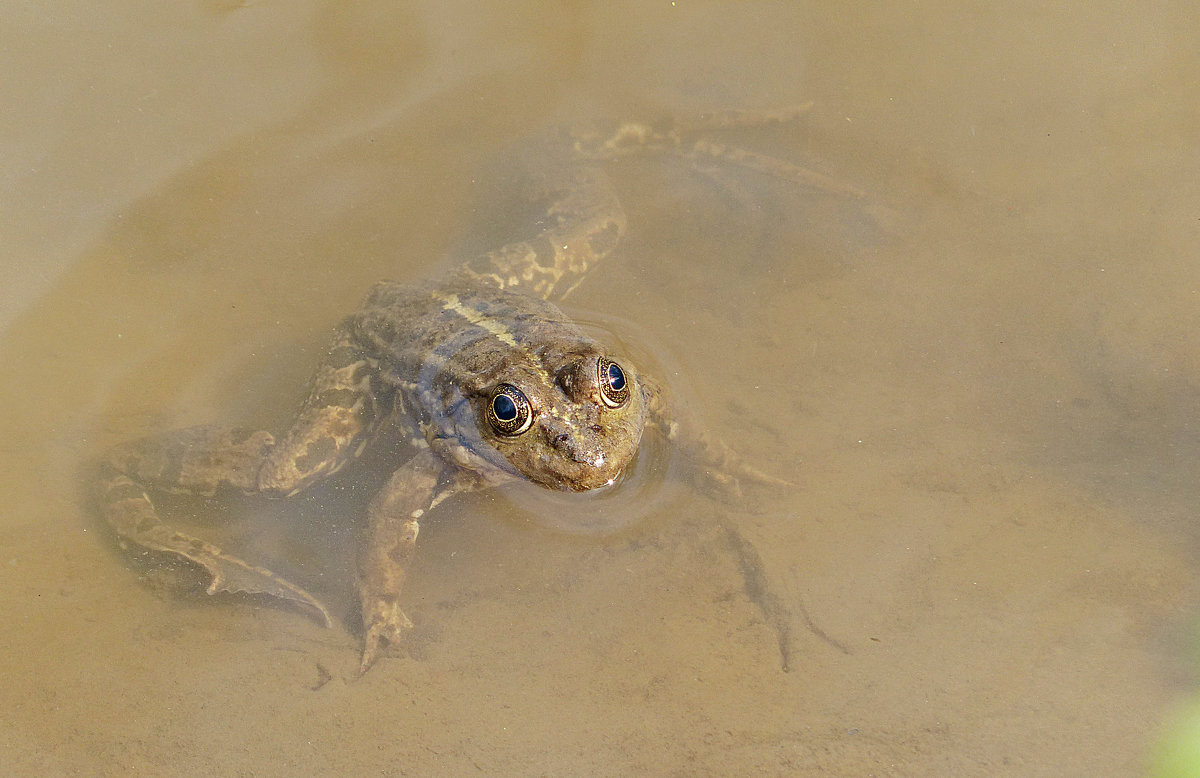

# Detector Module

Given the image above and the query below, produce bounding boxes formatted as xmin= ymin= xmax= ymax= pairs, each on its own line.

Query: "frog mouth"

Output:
xmin=555 ymin=456 xmax=626 ymax=492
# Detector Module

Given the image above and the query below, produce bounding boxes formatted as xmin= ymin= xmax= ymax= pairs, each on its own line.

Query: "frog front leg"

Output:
xmin=357 ymin=446 xmax=471 ymax=673
xmin=642 ymin=377 xmax=790 ymax=495
xmin=641 ymin=379 xmax=798 ymax=670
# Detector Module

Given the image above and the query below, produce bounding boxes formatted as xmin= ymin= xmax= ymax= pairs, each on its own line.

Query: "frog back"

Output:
xmin=346 ymin=278 xmax=647 ymax=490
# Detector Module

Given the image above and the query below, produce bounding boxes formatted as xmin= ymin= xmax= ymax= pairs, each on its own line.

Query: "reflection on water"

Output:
xmin=1 ymin=1 xmax=1198 ymax=774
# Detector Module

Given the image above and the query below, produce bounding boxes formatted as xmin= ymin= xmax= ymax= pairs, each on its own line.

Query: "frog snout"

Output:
xmin=551 ymin=431 xmax=590 ymax=463
xmin=546 ymin=426 xmax=607 ymax=468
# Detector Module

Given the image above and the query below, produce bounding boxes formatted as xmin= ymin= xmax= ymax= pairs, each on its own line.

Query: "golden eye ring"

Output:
xmin=487 ymin=384 xmax=534 ymax=436
xmin=597 ymin=358 xmax=630 ymax=408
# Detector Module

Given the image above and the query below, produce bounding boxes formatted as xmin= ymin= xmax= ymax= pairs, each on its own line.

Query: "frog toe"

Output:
xmin=359 ymin=598 xmax=413 ymax=674
xmin=202 ymin=554 xmax=334 ymax=628
xmin=736 ymin=464 xmax=795 ymax=489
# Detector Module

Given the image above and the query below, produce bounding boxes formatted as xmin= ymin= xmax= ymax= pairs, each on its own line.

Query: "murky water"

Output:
xmin=3 ymin=2 xmax=1198 ymax=775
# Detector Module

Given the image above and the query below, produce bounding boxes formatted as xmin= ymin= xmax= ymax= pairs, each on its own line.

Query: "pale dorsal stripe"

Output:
xmin=433 ymin=292 xmax=519 ymax=348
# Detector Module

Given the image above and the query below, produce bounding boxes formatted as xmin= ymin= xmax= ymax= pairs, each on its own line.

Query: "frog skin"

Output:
xmin=98 ymin=107 xmax=840 ymax=673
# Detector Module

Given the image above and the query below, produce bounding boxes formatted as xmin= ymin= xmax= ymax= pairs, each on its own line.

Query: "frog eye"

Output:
xmin=597 ymin=358 xmax=630 ymax=408
xmin=487 ymin=384 xmax=534 ymax=436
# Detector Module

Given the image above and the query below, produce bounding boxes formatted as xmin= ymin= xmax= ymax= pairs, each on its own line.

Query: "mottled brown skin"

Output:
xmin=99 ymin=109 xmax=831 ymax=673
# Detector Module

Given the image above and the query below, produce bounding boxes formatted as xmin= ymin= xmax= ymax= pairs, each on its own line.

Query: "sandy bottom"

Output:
xmin=2 ymin=2 xmax=1198 ymax=775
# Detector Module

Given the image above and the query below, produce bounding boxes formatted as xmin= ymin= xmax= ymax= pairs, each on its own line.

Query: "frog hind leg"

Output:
xmin=450 ymin=163 xmax=628 ymax=303
xmin=569 ymin=105 xmax=868 ymax=201
xmin=99 ymin=426 xmax=334 ymax=627
xmin=257 ymin=323 xmax=387 ymax=495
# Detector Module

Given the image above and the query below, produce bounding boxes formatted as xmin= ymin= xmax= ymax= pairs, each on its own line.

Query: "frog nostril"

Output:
xmin=554 ymin=433 xmax=570 ymax=447
xmin=591 ymin=425 xmax=602 ymax=434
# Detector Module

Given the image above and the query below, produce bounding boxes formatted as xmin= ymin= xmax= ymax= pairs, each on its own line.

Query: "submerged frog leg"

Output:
xmin=98 ymin=325 xmax=389 ymax=627
xmin=357 ymin=447 xmax=469 ymax=673
xmin=99 ymin=426 xmax=333 ymax=626
xmin=685 ymin=140 xmax=867 ymax=199
xmin=715 ymin=517 xmax=795 ymax=672
xmin=642 ymin=377 xmax=791 ymax=497
xmin=640 ymin=379 xmax=800 ymax=671
xmin=677 ymin=104 xmax=815 ymax=131
xmin=450 ymin=164 xmax=628 ymax=303
xmin=640 ymin=377 xmax=804 ymax=670
xmin=567 ymin=105 xmax=866 ymax=200
xmin=258 ymin=324 xmax=387 ymax=495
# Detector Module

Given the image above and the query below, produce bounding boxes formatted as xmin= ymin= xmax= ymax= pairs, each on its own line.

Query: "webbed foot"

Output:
xmin=102 ymin=470 xmax=333 ymax=628
xmin=200 ymin=547 xmax=334 ymax=628
xmin=705 ymin=464 xmax=794 ymax=502
xmin=359 ymin=596 xmax=413 ymax=674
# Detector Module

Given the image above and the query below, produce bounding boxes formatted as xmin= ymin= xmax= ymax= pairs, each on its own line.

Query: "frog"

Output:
xmin=98 ymin=106 xmax=853 ymax=673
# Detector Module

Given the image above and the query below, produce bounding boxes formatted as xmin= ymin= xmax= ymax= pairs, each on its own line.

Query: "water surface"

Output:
xmin=1 ymin=2 xmax=1196 ymax=775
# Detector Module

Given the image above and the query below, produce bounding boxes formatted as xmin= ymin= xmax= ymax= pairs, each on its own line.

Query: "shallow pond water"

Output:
xmin=2 ymin=2 xmax=1198 ymax=775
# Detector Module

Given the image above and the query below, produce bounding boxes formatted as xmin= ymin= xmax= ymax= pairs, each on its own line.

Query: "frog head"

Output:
xmin=475 ymin=348 xmax=648 ymax=491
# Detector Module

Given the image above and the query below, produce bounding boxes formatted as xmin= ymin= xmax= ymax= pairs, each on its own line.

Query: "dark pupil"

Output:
xmin=606 ymin=363 xmax=626 ymax=391
xmin=493 ymin=394 xmax=517 ymax=421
